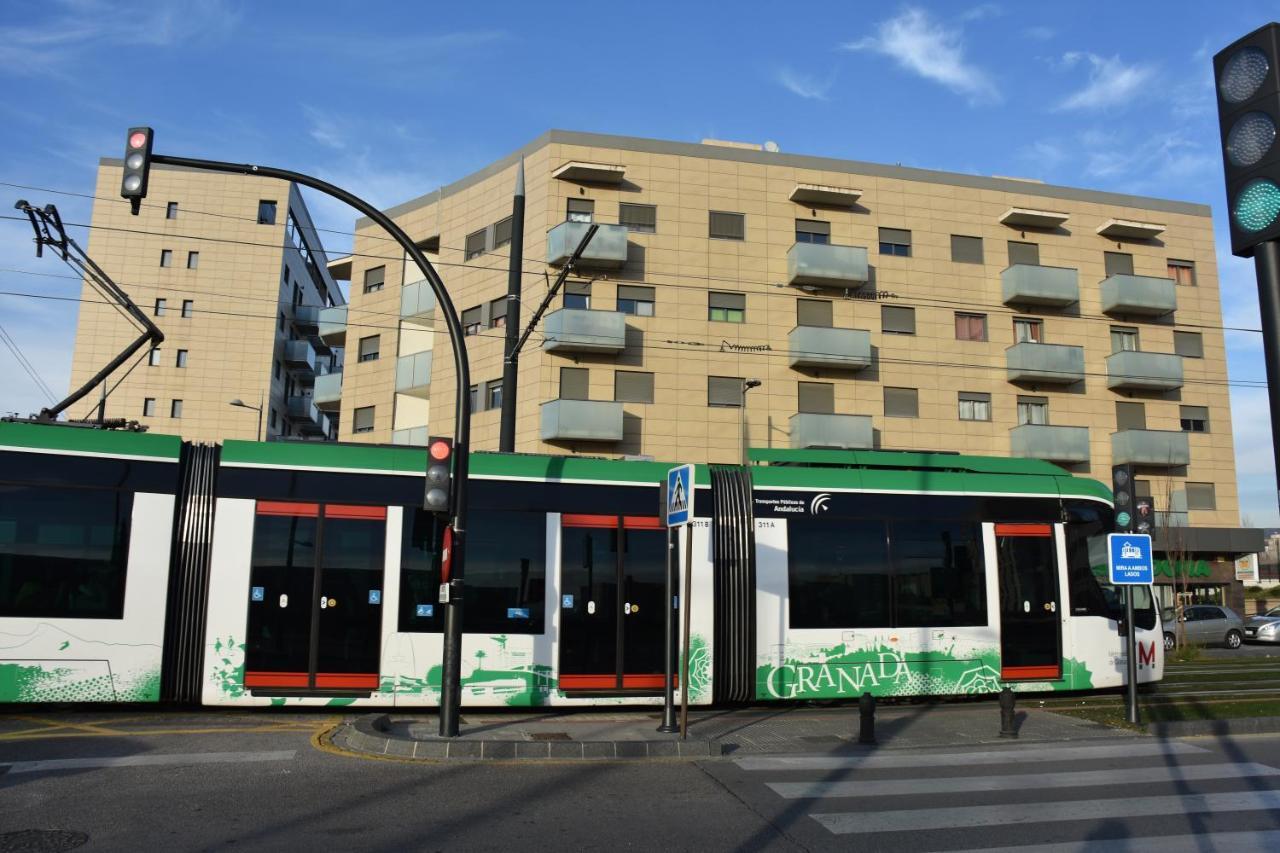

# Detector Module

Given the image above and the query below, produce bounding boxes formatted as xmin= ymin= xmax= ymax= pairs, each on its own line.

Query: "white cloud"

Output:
xmin=960 ymin=4 xmax=1001 ymax=22
xmin=303 ymin=105 xmax=347 ymax=151
xmin=776 ymin=66 xmax=832 ymax=101
xmin=842 ymin=8 xmax=1000 ymax=105
xmin=1055 ymin=53 xmax=1157 ymax=111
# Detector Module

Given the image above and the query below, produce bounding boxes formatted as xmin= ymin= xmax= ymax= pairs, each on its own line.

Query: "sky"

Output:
xmin=0 ymin=0 xmax=1277 ymax=523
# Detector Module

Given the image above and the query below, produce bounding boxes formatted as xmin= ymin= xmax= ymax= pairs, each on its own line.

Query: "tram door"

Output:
xmin=995 ymin=523 xmax=1062 ymax=681
xmin=559 ymin=515 xmax=668 ymax=692
xmin=243 ymin=502 xmax=386 ymax=693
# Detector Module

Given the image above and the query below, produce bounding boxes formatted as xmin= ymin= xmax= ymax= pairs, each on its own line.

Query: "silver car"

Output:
xmin=1243 ymin=605 xmax=1280 ymax=645
xmin=1168 ymin=604 xmax=1245 ymax=649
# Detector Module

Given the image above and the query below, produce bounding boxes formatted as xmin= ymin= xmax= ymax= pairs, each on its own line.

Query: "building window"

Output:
xmin=1018 ymin=396 xmax=1048 ymax=425
xmin=1168 ymin=259 xmax=1196 ymax=286
xmin=1174 ymin=331 xmax=1204 ymax=358
xmin=950 ymin=235 xmax=983 ymax=264
xmin=487 ymin=381 xmax=503 ymax=410
xmin=488 ymin=297 xmax=507 ymax=329
xmin=709 ymin=211 xmax=745 ymax=241
xmin=1104 ymin=251 xmax=1134 ymax=277
xmin=796 ymin=298 xmax=833 ymax=328
xmin=617 ymin=285 xmax=655 ymax=317
xmin=278 ymin=311 xmax=285 ymax=332
xmin=186 ymin=251 xmax=199 ymax=269
xmin=1008 ymin=241 xmax=1040 ymax=266
xmin=1180 ymin=405 xmax=1210 ymax=433
xmin=154 ymin=298 xmax=166 ymax=317
xmin=269 ymin=407 xmax=277 ymax=430
xmin=363 ymin=265 xmax=385 ymax=293
xmin=148 ymin=347 xmax=162 ymax=367
xmin=175 ymin=349 xmax=188 ymax=368
xmin=1185 ymin=483 xmax=1216 ymax=511
xmin=797 ymin=382 xmax=834 ymax=415
xmin=884 ymin=387 xmax=919 ymax=418
xmin=170 ymin=399 xmax=183 ymax=419
xmin=257 ymin=200 xmax=277 ymax=225
xmin=614 ymin=370 xmax=654 ymax=403
xmin=954 ymin=312 xmax=987 ymax=341
xmin=493 ymin=216 xmax=513 ymax=249
xmin=469 ymin=384 xmax=480 ymax=412
xmin=567 ymin=198 xmax=594 ymax=223
xmin=1116 ymin=401 xmax=1147 ymax=431
xmin=274 ymin=360 xmax=282 ymax=380
xmin=1014 ymin=317 xmax=1043 ymax=343
xmin=619 ymin=203 xmax=656 ymax=233
xmin=461 ymin=306 xmax=482 ymax=336
xmin=181 ymin=299 xmax=193 ymax=318
xmin=358 ymin=335 xmax=380 ymax=362
xmin=1110 ymin=327 xmax=1139 ymax=352
xmin=292 ymin=283 xmax=302 ymax=307
xmin=795 ymin=219 xmax=831 ymax=245
xmin=143 ymin=398 xmax=156 ymax=417
xmin=879 ymin=228 xmax=911 ymax=257
xmin=708 ymin=291 xmax=745 ymax=323
xmin=464 ymin=229 xmax=487 ymax=260
xmin=560 ymin=367 xmax=589 ymax=401
xmin=958 ymin=392 xmax=991 ymax=421
xmin=159 ymin=249 xmax=172 ymax=267
xmin=353 ymin=406 xmax=375 ymax=434
xmin=881 ymin=305 xmax=916 ymax=335
xmin=564 ymin=281 xmax=590 ymax=310
xmin=708 ymin=376 xmax=743 ymax=407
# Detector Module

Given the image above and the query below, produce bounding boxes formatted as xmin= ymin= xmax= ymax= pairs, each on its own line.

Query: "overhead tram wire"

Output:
xmin=0 ymin=322 xmax=57 ymax=403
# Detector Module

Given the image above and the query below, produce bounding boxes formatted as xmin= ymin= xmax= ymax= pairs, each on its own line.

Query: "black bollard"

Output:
xmin=858 ymin=692 xmax=876 ymax=745
xmin=999 ymin=687 xmax=1018 ymax=738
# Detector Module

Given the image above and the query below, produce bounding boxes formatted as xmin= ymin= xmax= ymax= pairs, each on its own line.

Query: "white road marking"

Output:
xmin=734 ymin=741 xmax=1207 ymax=772
xmin=1 ymin=750 xmax=296 ymax=774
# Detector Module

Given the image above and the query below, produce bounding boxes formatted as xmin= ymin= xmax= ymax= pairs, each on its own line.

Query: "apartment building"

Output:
xmin=67 ymin=160 xmax=344 ymax=443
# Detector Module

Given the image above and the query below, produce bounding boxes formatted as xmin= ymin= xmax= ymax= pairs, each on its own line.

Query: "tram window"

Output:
xmin=890 ymin=521 xmax=987 ymax=627
xmin=399 ymin=509 xmax=444 ymax=633
xmin=1064 ymin=505 xmax=1115 ymax=619
xmin=0 ymin=484 xmax=132 ymax=620
xmin=788 ymin=518 xmax=891 ymax=629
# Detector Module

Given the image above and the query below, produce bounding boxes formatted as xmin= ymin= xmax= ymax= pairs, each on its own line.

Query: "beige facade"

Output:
xmin=68 ymin=161 xmax=343 ymax=443
xmin=311 ymin=130 xmax=1234 ymax=528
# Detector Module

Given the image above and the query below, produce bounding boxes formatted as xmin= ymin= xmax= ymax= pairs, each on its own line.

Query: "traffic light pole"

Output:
xmin=147 ymin=153 xmax=475 ymax=738
xmin=498 ymin=160 xmax=525 ymax=453
xmin=1253 ymin=240 xmax=1280 ymax=515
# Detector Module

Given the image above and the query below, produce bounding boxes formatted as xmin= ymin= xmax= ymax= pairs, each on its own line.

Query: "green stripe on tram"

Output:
xmin=0 ymin=421 xmax=181 ymax=459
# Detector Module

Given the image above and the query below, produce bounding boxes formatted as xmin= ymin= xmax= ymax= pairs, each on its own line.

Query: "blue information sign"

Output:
xmin=666 ymin=464 xmax=694 ymax=527
xmin=250 ymin=586 xmax=264 ymax=602
xmin=1108 ymin=533 xmax=1154 ymax=585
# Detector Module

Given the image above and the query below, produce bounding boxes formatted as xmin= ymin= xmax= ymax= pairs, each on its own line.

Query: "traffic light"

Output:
xmin=1112 ymin=464 xmax=1137 ymax=533
xmin=1214 ymin=24 xmax=1280 ymax=257
xmin=121 ymin=127 xmax=154 ymax=215
xmin=424 ymin=436 xmax=454 ymax=514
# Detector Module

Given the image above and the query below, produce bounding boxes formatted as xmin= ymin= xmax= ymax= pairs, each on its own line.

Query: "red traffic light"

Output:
xmin=128 ymin=131 xmax=149 ymax=150
xmin=429 ymin=438 xmax=451 ymax=461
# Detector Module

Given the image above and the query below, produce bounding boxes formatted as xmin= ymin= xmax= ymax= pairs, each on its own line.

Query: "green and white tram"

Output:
xmin=0 ymin=422 xmax=1162 ymax=707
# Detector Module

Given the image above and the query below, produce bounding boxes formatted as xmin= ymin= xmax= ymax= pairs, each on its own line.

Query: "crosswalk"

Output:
xmin=727 ymin=740 xmax=1280 ymax=851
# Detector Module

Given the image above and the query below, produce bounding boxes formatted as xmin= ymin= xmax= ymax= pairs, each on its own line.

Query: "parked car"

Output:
xmin=1165 ymin=604 xmax=1245 ymax=650
xmin=1243 ymin=605 xmax=1280 ymax=645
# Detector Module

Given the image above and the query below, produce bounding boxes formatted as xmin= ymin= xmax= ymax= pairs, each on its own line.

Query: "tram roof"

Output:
xmin=0 ymin=420 xmax=181 ymax=461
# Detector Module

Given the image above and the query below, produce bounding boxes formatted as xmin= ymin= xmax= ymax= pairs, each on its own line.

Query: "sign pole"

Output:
xmin=1125 ymin=587 xmax=1140 ymax=725
xmin=680 ymin=521 xmax=694 ymax=739
xmin=1108 ymin=532 xmax=1151 ymax=727
xmin=663 ymin=464 xmax=695 ymax=738
xmin=658 ymin=498 xmax=678 ymax=733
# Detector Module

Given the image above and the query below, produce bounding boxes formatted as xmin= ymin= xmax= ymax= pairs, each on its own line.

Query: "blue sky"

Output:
xmin=1 ymin=0 xmax=1277 ymax=523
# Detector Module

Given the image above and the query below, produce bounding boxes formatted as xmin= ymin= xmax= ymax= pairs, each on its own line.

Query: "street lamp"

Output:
xmin=741 ymin=378 xmax=762 ymax=467
xmin=228 ymin=395 xmax=264 ymax=441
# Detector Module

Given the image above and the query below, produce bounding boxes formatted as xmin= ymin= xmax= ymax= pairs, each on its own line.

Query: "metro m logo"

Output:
xmin=1137 ymin=640 xmax=1157 ymax=668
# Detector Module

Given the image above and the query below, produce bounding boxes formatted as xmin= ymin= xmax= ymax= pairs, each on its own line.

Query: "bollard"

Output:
xmin=999 ymin=687 xmax=1018 ymax=738
xmin=858 ymin=692 xmax=876 ymax=745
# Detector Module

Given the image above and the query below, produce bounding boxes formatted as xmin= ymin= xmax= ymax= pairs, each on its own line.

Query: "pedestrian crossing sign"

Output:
xmin=666 ymin=464 xmax=694 ymax=527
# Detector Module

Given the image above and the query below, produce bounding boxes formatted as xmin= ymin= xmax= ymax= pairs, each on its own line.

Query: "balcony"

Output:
xmin=395 ymin=351 xmax=432 ymax=399
xmin=1005 ymin=342 xmax=1085 ymax=385
xmin=546 ymin=221 xmax=628 ymax=268
xmin=1101 ymin=274 xmax=1177 ymax=316
xmin=790 ymin=413 xmax=874 ymax=450
xmin=293 ymin=305 xmax=320 ymax=335
xmin=788 ymin=326 xmax=872 ymax=371
xmin=1001 ymin=265 xmax=1079 ymax=307
xmin=392 ymin=426 xmax=428 ymax=446
xmin=542 ymin=308 xmax=626 ymax=354
xmin=284 ymin=340 xmax=317 ymax=380
xmin=318 ymin=306 xmax=347 ymax=347
xmin=1106 ymin=351 xmax=1184 ymax=392
xmin=786 ymin=242 xmax=869 ymax=288
xmin=540 ymin=399 xmax=624 ymax=442
xmin=1112 ymin=429 xmax=1191 ymax=467
xmin=286 ymin=396 xmax=329 ymax=436
xmin=312 ymin=370 xmax=342 ymax=411
xmin=401 ymin=279 xmax=436 ymax=325
xmin=1010 ymin=424 xmax=1090 ymax=464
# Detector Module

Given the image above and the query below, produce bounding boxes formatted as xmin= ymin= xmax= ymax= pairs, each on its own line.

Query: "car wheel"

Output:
xmin=1163 ymin=632 xmax=1176 ymax=652
xmin=1226 ymin=629 xmax=1243 ymax=649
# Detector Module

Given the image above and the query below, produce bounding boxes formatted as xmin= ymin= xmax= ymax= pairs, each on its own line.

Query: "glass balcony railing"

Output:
xmin=540 ymin=399 xmax=624 ymax=442
xmin=1005 ymin=342 xmax=1085 ymax=385
xmin=401 ymin=279 xmax=436 ymax=324
xmin=1106 ymin=351 xmax=1183 ymax=392
xmin=789 ymin=413 xmax=873 ymax=450
xmin=542 ymin=308 xmax=626 ymax=354
xmin=788 ymin=326 xmax=872 ymax=371
xmin=786 ymin=242 xmax=869 ymax=288
xmin=1101 ymin=274 xmax=1177 ymax=316
xmin=1112 ymin=429 xmax=1190 ymax=467
xmin=312 ymin=370 xmax=342 ymax=411
xmin=395 ymin=351 xmax=432 ymax=399
xmin=546 ymin=221 xmax=628 ymax=268
xmin=318 ymin=306 xmax=347 ymax=347
xmin=1001 ymin=264 xmax=1079 ymax=307
xmin=1010 ymin=424 xmax=1090 ymax=464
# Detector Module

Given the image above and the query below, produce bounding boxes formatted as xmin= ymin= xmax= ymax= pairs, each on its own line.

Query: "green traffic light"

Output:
xmin=1232 ymin=178 xmax=1280 ymax=232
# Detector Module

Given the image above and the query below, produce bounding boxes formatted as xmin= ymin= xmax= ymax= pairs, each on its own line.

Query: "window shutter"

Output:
xmin=565 ymin=281 xmax=592 ymax=297
xmin=354 ymin=406 xmax=374 ymax=432
xmin=950 ymin=235 xmax=984 ymax=264
xmin=364 ymin=265 xmax=385 ymax=290
xmin=709 ymin=291 xmax=746 ymax=310
xmin=879 ymin=227 xmax=911 ymax=245
xmin=489 ymin=297 xmax=507 ymax=323
xmin=709 ymin=211 xmax=745 ymax=240
xmin=465 ymin=230 xmax=486 ymax=259
xmin=1116 ymin=401 xmax=1147 ymax=431
xmin=614 ymin=371 xmax=654 ymax=403
xmin=708 ymin=376 xmax=742 ymax=406
xmin=560 ymin=367 xmax=590 ymax=400
xmin=619 ymin=203 xmax=657 ymax=232
xmin=795 ymin=219 xmax=831 ymax=237
xmin=1008 ymin=241 xmax=1040 ymax=266
xmin=797 ymin=382 xmax=834 ymax=414
xmin=882 ymin=305 xmax=916 ymax=334
xmin=883 ymin=387 xmax=919 ymax=418
xmin=1104 ymin=252 xmax=1134 ymax=277
xmin=461 ymin=307 xmax=481 ymax=327
xmin=494 ymin=216 xmax=513 ymax=248
xmin=1174 ymin=331 xmax=1204 ymax=358
xmin=617 ymin=285 xmax=654 ymax=303
xmin=1185 ymin=483 xmax=1216 ymax=511
xmin=797 ymin=299 xmax=833 ymax=327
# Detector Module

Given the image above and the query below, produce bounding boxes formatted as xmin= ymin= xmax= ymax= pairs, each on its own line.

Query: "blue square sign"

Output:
xmin=1108 ymin=533 xmax=1154 ymax=585
xmin=666 ymin=464 xmax=694 ymax=527
xmin=250 ymin=586 xmax=264 ymax=602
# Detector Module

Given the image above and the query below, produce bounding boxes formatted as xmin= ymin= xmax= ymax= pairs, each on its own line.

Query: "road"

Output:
xmin=4 ymin=710 xmax=1280 ymax=851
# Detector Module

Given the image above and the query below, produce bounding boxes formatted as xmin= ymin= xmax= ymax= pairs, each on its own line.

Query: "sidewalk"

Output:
xmin=332 ymin=699 xmax=1133 ymax=762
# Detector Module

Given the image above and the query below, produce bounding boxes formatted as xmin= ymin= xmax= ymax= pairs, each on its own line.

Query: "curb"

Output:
xmin=339 ymin=714 xmax=722 ymax=761
xmin=1149 ymin=715 xmax=1280 ymax=738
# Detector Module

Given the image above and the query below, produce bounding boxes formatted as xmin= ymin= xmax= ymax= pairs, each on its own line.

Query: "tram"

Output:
xmin=0 ymin=421 xmax=1162 ymax=707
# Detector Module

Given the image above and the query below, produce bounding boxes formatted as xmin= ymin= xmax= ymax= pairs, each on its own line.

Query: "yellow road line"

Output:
xmin=7 ymin=715 xmax=124 ymax=736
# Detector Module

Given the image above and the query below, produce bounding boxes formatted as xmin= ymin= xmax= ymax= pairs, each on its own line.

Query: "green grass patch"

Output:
xmin=1054 ymin=698 xmax=1280 ymax=728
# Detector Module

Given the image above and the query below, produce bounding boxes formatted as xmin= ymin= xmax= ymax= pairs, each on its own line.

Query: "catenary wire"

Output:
xmin=0 ymin=321 xmax=57 ymax=402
